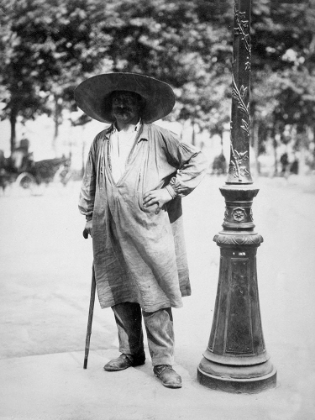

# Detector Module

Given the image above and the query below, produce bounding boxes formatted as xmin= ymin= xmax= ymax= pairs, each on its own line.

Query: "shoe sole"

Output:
xmin=162 ymin=382 xmax=182 ymax=389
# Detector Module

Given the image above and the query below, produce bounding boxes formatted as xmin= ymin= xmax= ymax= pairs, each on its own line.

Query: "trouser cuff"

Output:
xmin=151 ymin=355 xmax=174 ymax=367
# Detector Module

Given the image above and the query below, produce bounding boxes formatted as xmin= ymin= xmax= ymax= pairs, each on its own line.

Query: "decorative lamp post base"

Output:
xmin=197 ymin=360 xmax=277 ymax=394
xmin=197 ymin=185 xmax=277 ymax=393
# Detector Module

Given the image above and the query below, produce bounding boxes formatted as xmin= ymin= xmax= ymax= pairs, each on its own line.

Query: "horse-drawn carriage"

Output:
xmin=0 ymin=149 xmax=72 ymax=194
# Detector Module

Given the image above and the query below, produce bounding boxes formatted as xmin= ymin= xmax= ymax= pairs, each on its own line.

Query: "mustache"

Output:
xmin=112 ymin=106 xmax=132 ymax=113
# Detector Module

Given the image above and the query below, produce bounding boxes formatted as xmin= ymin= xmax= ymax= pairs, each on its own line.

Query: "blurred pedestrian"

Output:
xmin=280 ymin=152 xmax=290 ymax=178
xmin=212 ymin=152 xmax=227 ymax=175
xmin=75 ymin=72 xmax=208 ymax=389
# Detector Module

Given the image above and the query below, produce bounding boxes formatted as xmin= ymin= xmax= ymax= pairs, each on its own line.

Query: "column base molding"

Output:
xmin=197 ymin=357 xmax=277 ymax=394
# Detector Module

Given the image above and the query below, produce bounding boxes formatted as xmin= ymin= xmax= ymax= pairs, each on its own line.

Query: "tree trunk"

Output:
xmin=220 ymin=132 xmax=224 ymax=153
xmin=10 ymin=110 xmax=17 ymax=154
xmin=297 ymin=126 xmax=307 ymax=176
xmin=272 ymin=124 xmax=278 ymax=177
xmin=191 ymin=119 xmax=196 ymax=146
xmin=53 ymin=95 xmax=61 ymax=155
xmin=253 ymin=120 xmax=260 ymax=176
xmin=81 ymin=125 xmax=86 ymax=178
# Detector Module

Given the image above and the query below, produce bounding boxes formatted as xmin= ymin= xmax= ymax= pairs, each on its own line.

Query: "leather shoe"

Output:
xmin=153 ymin=365 xmax=182 ymax=388
xmin=104 ymin=353 xmax=145 ymax=372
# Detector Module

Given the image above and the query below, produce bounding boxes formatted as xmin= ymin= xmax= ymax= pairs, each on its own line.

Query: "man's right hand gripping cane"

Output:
xmin=83 ymin=220 xmax=93 ymax=239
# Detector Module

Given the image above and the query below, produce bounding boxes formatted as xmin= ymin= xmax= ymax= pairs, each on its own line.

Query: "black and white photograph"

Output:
xmin=0 ymin=1 xmax=314 ymax=419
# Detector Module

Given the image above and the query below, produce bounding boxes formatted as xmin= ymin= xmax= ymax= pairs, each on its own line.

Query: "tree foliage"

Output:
xmin=251 ymin=0 xmax=315 ymax=166
xmin=0 ymin=0 xmax=113 ymax=150
xmin=0 ymin=0 xmax=314 ymax=168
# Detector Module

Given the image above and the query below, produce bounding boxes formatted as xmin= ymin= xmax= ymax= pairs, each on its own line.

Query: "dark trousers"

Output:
xmin=112 ymin=302 xmax=175 ymax=366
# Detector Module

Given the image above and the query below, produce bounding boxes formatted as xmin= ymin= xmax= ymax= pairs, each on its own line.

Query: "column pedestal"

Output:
xmin=197 ymin=185 xmax=276 ymax=393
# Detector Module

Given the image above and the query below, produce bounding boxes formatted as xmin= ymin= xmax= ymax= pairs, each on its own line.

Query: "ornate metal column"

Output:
xmin=197 ymin=0 xmax=277 ymax=393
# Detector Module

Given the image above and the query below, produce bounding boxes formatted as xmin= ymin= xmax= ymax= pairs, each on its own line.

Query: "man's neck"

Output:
xmin=115 ymin=119 xmax=140 ymax=132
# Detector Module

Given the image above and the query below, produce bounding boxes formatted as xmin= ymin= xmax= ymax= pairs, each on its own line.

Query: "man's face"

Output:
xmin=111 ymin=91 xmax=141 ymax=126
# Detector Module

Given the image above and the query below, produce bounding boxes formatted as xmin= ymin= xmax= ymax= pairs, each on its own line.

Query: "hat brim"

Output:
xmin=74 ymin=72 xmax=175 ymax=124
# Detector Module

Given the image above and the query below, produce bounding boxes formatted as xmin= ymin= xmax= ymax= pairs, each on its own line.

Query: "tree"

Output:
xmin=250 ymin=0 xmax=315 ymax=172
xmin=94 ymin=0 xmax=233 ymax=139
xmin=2 ymin=0 xmax=314 ymax=169
xmin=0 ymin=0 xmax=114 ymax=154
xmin=0 ymin=0 xmax=235 ymax=151
xmin=0 ymin=0 xmax=48 ymax=152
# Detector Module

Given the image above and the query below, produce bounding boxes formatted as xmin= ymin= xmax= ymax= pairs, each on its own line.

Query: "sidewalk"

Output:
xmin=0 ymin=176 xmax=314 ymax=420
xmin=0 ymin=344 xmax=313 ymax=420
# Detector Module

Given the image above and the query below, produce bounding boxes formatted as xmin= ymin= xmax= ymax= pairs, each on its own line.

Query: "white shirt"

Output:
xmin=110 ymin=120 xmax=141 ymax=182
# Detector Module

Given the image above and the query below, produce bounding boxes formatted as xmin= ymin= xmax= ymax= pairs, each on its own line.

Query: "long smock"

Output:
xmin=79 ymin=123 xmax=208 ymax=312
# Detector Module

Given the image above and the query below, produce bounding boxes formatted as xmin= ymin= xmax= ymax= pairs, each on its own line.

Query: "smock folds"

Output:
xmin=79 ymin=123 xmax=208 ymax=312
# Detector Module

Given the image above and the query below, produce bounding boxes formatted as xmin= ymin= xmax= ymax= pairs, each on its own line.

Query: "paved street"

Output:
xmin=0 ymin=174 xmax=315 ymax=420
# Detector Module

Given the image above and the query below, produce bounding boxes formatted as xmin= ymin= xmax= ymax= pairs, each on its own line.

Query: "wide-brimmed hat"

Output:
xmin=74 ymin=72 xmax=175 ymax=124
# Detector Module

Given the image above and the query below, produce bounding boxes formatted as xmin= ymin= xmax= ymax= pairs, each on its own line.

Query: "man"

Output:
xmin=75 ymin=72 xmax=208 ymax=389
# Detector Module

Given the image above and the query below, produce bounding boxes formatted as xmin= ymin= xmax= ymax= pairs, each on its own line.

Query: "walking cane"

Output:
xmin=83 ymin=228 xmax=96 ymax=369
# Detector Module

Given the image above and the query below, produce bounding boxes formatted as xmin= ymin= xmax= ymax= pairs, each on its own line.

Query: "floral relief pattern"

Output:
xmin=232 ymin=207 xmax=246 ymax=222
